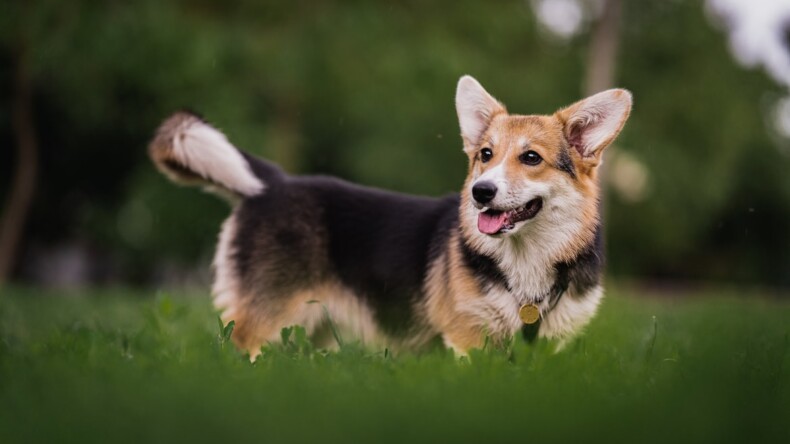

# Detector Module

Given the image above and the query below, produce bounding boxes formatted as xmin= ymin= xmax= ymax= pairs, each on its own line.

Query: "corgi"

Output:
xmin=149 ymin=76 xmax=632 ymax=357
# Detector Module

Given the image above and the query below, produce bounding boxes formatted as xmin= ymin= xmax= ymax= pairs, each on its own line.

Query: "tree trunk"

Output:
xmin=0 ymin=47 xmax=38 ymax=283
xmin=585 ymin=0 xmax=623 ymax=95
xmin=584 ymin=0 xmax=623 ymax=246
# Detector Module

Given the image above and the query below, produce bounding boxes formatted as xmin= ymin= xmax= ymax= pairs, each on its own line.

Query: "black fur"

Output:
xmin=555 ymin=145 xmax=576 ymax=179
xmin=522 ymin=225 xmax=603 ymax=342
xmin=459 ymin=239 xmax=511 ymax=292
xmin=162 ymin=159 xmax=204 ymax=181
xmin=312 ymin=178 xmax=458 ymax=334
xmin=556 ymin=225 xmax=604 ymax=296
xmin=232 ymin=157 xmax=460 ymax=336
xmin=242 ymin=152 xmax=286 ymax=184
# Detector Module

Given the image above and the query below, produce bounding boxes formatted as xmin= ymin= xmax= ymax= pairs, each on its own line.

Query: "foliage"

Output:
xmin=0 ymin=285 xmax=788 ymax=443
xmin=0 ymin=0 xmax=788 ymax=284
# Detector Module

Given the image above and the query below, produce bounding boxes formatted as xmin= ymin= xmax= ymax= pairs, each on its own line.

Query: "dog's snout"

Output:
xmin=472 ymin=181 xmax=497 ymax=204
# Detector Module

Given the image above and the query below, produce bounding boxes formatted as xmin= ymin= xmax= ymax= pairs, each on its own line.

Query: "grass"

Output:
xmin=0 ymin=284 xmax=788 ymax=444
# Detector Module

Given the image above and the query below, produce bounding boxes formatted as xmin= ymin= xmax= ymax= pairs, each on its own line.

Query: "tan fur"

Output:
xmin=226 ymin=280 xmax=387 ymax=359
xmin=461 ymin=113 xmax=601 ymax=261
xmin=423 ymin=232 xmax=491 ymax=351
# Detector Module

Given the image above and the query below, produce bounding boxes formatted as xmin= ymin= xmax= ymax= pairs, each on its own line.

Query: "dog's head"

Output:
xmin=455 ymin=76 xmax=632 ymax=242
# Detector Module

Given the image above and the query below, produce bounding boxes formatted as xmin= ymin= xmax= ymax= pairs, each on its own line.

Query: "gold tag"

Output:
xmin=519 ymin=304 xmax=540 ymax=324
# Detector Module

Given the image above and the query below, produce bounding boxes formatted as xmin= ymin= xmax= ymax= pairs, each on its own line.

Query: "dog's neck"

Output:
xmin=460 ymin=197 xmax=598 ymax=304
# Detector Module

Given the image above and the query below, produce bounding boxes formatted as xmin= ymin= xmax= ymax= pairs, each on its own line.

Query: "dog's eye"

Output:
xmin=480 ymin=148 xmax=494 ymax=163
xmin=520 ymin=150 xmax=542 ymax=166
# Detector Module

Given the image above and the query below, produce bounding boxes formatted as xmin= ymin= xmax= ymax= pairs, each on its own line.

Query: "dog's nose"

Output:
xmin=472 ymin=181 xmax=497 ymax=204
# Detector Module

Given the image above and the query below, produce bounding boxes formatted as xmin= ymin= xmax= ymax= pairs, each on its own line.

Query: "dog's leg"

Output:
xmin=540 ymin=285 xmax=604 ymax=348
xmin=442 ymin=335 xmax=471 ymax=358
xmin=224 ymin=294 xmax=326 ymax=361
xmin=440 ymin=322 xmax=487 ymax=357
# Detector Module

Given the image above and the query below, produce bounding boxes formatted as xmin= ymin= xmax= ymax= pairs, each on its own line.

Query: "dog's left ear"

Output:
xmin=556 ymin=89 xmax=632 ymax=165
xmin=456 ymin=76 xmax=506 ymax=152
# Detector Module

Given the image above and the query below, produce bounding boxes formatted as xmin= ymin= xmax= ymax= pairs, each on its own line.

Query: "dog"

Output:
xmin=149 ymin=76 xmax=632 ymax=357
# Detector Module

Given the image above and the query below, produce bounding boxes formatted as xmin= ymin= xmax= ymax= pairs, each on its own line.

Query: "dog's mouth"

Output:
xmin=477 ymin=198 xmax=543 ymax=235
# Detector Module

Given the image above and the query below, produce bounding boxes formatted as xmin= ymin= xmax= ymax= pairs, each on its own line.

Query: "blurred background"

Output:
xmin=1 ymin=0 xmax=789 ymax=291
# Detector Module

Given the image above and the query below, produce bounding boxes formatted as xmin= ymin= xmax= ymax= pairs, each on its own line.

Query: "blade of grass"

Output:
xmin=307 ymin=300 xmax=344 ymax=349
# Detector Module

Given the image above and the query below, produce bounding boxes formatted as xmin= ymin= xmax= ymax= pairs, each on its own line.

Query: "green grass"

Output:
xmin=0 ymin=284 xmax=787 ymax=444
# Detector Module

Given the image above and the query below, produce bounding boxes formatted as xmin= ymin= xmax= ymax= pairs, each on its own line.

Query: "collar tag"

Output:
xmin=519 ymin=303 xmax=540 ymax=324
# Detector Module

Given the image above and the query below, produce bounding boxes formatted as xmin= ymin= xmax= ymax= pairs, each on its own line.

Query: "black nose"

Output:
xmin=472 ymin=181 xmax=497 ymax=204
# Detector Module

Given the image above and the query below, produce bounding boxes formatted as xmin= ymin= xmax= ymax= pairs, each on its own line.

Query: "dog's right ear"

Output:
xmin=455 ymin=76 xmax=506 ymax=152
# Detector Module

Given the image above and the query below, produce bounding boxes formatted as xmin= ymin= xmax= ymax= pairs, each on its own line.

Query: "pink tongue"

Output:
xmin=478 ymin=211 xmax=509 ymax=234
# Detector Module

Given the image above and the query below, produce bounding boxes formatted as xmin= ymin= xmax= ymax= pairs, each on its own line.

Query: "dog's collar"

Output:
xmin=520 ymin=263 xmax=570 ymax=343
xmin=521 ymin=227 xmax=603 ymax=343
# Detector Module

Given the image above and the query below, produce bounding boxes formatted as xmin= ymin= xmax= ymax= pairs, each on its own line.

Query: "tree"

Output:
xmin=0 ymin=7 xmax=38 ymax=284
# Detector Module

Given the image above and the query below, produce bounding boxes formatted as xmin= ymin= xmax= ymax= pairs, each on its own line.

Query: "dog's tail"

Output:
xmin=149 ymin=111 xmax=278 ymax=202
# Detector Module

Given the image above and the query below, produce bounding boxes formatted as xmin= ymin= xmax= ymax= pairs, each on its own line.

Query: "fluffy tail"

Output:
xmin=149 ymin=111 xmax=267 ymax=201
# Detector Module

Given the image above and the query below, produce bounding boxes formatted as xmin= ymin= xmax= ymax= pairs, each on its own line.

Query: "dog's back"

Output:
xmin=150 ymin=112 xmax=458 ymax=353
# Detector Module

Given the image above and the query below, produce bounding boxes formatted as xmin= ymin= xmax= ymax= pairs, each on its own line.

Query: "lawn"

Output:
xmin=0 ymin=284 xmax=787 ymax=444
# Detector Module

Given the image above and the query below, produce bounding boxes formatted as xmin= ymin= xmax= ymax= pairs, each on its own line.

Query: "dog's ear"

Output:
xmin=455 ymin=76 xmax=506 ymax=152
xmin=556 ymin=89 xmax=632 ymax=165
